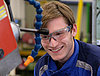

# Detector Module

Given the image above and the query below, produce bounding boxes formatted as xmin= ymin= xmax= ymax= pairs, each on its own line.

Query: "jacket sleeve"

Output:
xmin=97 ymin=66 xmax=100 ymax=76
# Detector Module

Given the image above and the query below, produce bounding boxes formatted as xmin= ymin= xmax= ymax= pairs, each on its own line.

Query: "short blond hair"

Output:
xmin=41 ymin=1 xmax=75 ymax=28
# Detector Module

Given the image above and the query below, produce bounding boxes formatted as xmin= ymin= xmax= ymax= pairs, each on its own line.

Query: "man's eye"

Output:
xmin=55 ymin=32 xmax=63 ymax=36
xmin=42 ymin=35 xmax=48 ymax=39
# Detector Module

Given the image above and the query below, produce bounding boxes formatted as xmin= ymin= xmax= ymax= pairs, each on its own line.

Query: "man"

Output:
xmin=34 ymin=1 xmax=100 ymax=76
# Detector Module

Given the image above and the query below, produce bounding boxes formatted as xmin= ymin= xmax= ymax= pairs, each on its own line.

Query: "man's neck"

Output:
xmin=55 ymin=61 xmax=65 ymax=70
xmin=54 ymin=40 xmax=75 ymax=70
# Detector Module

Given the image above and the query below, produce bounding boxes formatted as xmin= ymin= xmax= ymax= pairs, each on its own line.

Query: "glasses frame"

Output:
xmin=41 ymin=25 xmax=72 ymax=43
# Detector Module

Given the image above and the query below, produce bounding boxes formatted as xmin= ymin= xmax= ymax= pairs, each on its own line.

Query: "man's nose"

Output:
xmin=49 ymin=37 xmax=58 ymax=47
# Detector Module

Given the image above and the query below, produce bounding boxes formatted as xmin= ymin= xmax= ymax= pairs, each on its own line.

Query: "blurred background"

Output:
xmin=7 ymin=0 xmax=100 ymax=76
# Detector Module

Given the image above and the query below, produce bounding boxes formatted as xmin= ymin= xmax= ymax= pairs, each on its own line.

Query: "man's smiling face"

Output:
xmin=41 ymin=17 xmax=77 ymax=63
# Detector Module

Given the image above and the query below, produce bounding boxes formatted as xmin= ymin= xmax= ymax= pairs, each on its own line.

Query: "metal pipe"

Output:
xmin=75 ymin=0 xmax=83 ymax=40
xmin=10 ymin=22 xmax=49 ymax=41
xmin=20 ymin=28 xmax=49 ymax=35
xmin=92 ymin=0 xmax=97 ymax=45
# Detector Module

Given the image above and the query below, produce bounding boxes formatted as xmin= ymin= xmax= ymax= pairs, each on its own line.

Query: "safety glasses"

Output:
xmin=41 ymin=25 xmax=72 ymax=44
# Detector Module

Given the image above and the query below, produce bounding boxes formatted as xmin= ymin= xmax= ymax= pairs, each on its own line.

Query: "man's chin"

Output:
xmin=52 ymin=56 xmax=63 ymax=61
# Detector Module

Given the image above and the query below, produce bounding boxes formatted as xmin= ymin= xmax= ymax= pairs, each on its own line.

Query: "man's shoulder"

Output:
xmin=38 ymin=53 xmax=50 ymax=63
xmin=34 ymin=53 xmax=50 ymax=76
xmin=77 ymin=40 xmax=100 ymax=52
xmin=77 ymin=40 xmax=100 ymax=75
xmin=35 ymin=53 xmax=49 ymax=67
xmin=77 ymin=40 xmax=100 ymax=63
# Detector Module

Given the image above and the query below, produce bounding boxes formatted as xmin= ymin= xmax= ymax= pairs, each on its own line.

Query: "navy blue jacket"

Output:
xmin=34 ymin=39 xmax=100 ymax=76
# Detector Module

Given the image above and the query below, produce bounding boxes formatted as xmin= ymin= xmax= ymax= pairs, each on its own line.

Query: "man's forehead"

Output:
xmin=46 ymin=17 xmax=68 ymax=32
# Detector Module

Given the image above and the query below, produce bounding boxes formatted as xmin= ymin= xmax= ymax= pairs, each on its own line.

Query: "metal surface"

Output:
xmin=92 ymin=0 xmax=97 ymax=45
xmin=10 ymin=22 xmax=20 ymax=41
xmin=10 ymin=22 xmax=49 ymax=42
xmin=20 ymin=28 xmax=49 ymax=35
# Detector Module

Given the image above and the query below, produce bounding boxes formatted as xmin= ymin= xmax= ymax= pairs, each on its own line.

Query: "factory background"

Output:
xmin=6 ymin=0 xmax=100 ymax=75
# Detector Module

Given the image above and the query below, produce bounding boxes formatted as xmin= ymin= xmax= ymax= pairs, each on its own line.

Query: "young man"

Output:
xmin=34 ymin=1 xmax=100 ymax=76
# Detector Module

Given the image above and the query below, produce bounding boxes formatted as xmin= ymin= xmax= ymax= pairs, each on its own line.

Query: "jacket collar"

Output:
xmin=48 ymin=39 xmax=79 ymax=73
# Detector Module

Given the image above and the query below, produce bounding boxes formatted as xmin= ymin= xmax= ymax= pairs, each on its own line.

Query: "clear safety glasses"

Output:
xmin=41 ymin=25 xmax=72 ymax=44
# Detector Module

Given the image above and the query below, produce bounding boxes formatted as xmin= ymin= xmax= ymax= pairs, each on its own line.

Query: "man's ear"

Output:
xmin=71 ymin=24 xmax=77 ymax=37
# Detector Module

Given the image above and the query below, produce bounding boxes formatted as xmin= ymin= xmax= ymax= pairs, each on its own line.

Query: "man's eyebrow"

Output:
xmin=50 ymin=27 xmax=67 ymax=34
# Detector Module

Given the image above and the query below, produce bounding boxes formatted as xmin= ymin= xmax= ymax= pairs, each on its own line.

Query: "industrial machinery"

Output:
xmin=0 ymin=0 xmax=48 ymax=75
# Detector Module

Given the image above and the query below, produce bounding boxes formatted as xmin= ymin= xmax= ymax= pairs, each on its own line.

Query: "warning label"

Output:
xmin=0 ymin=5 xmax=7 ymax=21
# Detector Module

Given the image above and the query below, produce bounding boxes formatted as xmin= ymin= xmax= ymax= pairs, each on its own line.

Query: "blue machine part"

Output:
xmin=27 ymin=0 xmax=43 ymax=58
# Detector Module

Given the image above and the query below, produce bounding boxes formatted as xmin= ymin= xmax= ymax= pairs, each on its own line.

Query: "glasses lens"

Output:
xmin=41 ymin=35 xmax=50 ymax=43
xmin=41 ymin=25 xmax=71 ymax=43
xmin=53 ymin=28 xmax=67 ymax=40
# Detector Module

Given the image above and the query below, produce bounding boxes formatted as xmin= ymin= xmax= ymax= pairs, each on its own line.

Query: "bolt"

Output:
xmin=0 ymin=48 xmax=4 ymax=59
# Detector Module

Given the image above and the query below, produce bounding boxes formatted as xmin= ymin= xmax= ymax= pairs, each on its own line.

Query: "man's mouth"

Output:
xmin=49 ymin=46 xmax=64 ymax=53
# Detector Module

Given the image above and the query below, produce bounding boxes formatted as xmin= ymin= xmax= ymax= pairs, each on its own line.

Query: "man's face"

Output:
xmin=41 ymin=17 xmax=77 ymax=63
